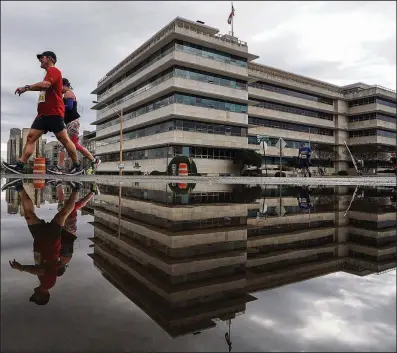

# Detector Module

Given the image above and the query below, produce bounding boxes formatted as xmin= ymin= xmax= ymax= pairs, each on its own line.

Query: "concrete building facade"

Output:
xmin=91 ymin=17 xmax=396 ymax=176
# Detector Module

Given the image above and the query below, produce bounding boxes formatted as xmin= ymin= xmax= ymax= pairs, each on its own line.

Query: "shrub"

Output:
xmin=275 ymin=172 xmax=286 ymax=177
xmin=150 ymin=170 xmax=167 ymax=175
xmin=168 ymin=183 xmax=196 ymax=194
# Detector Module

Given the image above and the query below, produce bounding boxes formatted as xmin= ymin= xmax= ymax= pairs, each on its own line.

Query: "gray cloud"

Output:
xmin=1 ymin=1 xmax=396 ymax=147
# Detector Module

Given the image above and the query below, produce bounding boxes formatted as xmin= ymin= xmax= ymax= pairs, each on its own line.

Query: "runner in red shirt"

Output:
xmin=7 ymin=179 xmax=80 ymax=306
xmin=2 ymin=51 xmax=82 ymax=175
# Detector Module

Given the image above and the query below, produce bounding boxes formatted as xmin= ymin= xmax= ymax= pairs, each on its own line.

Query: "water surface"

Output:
xmin=1 ymin=179 xmax=396 ymax=352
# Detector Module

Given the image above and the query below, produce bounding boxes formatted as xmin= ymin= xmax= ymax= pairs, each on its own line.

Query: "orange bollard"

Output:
xmin=33 ymin=157 xmax=46 ymax=189
xmin=178 ymin=162 xmax=188 ymax=189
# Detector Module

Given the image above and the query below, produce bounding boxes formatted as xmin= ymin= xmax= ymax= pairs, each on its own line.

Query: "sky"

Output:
xmin=1 ymin=1 xmax=396 ymax=159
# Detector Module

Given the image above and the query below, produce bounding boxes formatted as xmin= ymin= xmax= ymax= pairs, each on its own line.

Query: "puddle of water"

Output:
xmin=1 ymin=178 xmax=396 ymax=352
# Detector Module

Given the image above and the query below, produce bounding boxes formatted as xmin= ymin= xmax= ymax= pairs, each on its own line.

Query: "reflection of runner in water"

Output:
xmin=56 ymin=181 xmax=99 ymax=275
xmin=297 ymin=186 xmax=312 ymax=210
xmin=4 ymin=179 xmax=79 ymax=306
xmin=298 ymin=143 xmax=312 ymax=177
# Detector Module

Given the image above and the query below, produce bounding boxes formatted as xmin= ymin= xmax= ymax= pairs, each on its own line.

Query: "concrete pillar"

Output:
xmin=334 ymin=100 xmax=350 ymax=173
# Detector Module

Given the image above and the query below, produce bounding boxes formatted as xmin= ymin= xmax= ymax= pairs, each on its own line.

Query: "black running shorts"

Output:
xmin=31 ymin=115 xmax=66 ymax=134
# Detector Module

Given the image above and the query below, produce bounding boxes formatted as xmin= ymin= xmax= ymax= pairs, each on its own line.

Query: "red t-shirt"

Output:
xmin=37 ymin=67 xmax=65 ymax=118
xmin=34 ymin=235 xmax=62 ymax=290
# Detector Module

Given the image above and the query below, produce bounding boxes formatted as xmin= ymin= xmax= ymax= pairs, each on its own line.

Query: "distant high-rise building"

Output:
xmin=22 ymin=128 xmax=44 ymax=162
xmin=44 ymin=141 xmax=60 ymax=167
xmin=7 ymin=128 xmax=22 ymax=164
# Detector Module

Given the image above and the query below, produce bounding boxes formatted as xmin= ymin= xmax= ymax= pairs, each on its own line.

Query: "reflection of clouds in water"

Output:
xmin=244 ymin=271 xmax=396 ymax=352
xmin=0 ymin=191 xmax=396 ymax=352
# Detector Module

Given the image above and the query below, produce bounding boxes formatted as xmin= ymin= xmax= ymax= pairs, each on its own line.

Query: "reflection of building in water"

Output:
xmin=18 ymin=183 xmax=42 ymax=216
xmin=345 ymin=190 xmax=396 ymax=275
xmin=89 ymin=182 xmax=256 ymax=337
xmin=5 ymin=188 xmax=19 ymax=214
xmin=88 ymin=183 xmax=396 ymax=338
xmin=5 ymin=183 xmax=72 ymax=215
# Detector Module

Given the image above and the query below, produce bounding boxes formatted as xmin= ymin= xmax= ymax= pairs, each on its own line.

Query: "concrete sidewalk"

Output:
xmin=1 ymin=174 xmax=396 ymax=187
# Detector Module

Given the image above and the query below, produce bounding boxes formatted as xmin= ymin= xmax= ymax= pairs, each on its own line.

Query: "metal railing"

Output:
xmin=97 ymin=72 xmax=174 ymax=118
xmin=97 ymin=24 xmax=176 ymax=86
xmin=374 ymin=85 xmax=396 ymax=94
xmin=97 ymin=46 xmax=175 ymax=101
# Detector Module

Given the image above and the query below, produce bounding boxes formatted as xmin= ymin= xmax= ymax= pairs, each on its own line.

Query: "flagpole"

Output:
xmin=231 ymin=2 xmax=234 ymax=37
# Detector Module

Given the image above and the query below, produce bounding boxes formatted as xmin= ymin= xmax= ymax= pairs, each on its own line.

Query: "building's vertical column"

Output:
xmin=334 ymin=186 xmax=350 ymax=257
xmin=334 ymin=99 xmax=349 ymax=173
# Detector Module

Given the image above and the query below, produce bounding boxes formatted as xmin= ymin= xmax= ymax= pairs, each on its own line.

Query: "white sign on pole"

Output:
xmin=259 ymin=141 xmax=268 ymax=154
xmin=259 ymin=199 xmax=268 ymax=214
xmin=275 ymin=205 xmax=286 ymax=217
xmin=275 ymin=138 xmax=287 ymax=151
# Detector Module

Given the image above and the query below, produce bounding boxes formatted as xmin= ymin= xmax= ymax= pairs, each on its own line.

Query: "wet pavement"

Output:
xmin=1 ymin=178 xmax=396 ymax=352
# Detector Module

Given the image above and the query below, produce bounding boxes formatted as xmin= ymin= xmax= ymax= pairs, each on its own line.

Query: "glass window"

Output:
xmin=251 ymin=99 xmax=333 ymax=121
xmin=98 ymin=40 xmax=176 ymax=97
xmin=377 ymin=98 xmax=397 ymax=108
xmin=175 ymin=40 xmax=248 ymax=68
xmin=249 ymin=117 xmax=334 ymax=136
xmin=249 ymin=81 xmax=334 ymax=105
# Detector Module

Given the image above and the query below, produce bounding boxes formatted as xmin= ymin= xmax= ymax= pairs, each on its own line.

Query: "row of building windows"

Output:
xmin=248 ymin=136 xmax=331 ymax=150
xmin=188 ymin=146 xmax=236 ymax=160
xmin=350 ymin=218 xmax=396 ymax=230
xmin=97 ymin=93 xmax=248 ymax=131
xmin=248 ymin=117 xmax=334 ymax=136
xmin=249 ymin=81 xmax=334 ymax=105
xmin=98 ymin=145 xmax=239 ymax=161
xmin=102 ymin=65 xmax=248 ymax=110
xmin=97 ymin=94 xmax=175 ymax=131
xmin=175 ymin=93 xmax=248 ymax=113
xmin=99 ymin=147 xmax=169 ymax=161
xmin=97 ymin=119 xmax=247 ymax=146
xmin=251 ymin=99 xmax=334 ymax=121
xmin=174 ymin=66 xmax=247 ymax=90
xmin=348 ymin=97 xmax=397 ymax=108
xmin=348 ymin=112 xmax=397 ymax=124
xmin=253 ymin=156 xmax=334 ymax=166
xmin=348 ymin=129 xmax=397 ymax=138
xmin=98 ymin=41 xmax=175 ymax=96
xmin=175 ymin=40 xmax=247 ymax=68
xmin=103 ymin=67 xmax=175 ymax=109
xmin=98 ymin=40 xmax=248 ymax=97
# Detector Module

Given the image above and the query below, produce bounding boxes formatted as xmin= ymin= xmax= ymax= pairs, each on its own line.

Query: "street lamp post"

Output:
xmin=93 ymin=101 xmax=124 ymax=176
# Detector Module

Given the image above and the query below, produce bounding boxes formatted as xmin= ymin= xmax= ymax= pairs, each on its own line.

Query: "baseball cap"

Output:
xmin=36 ymin=51 xmax=57 ymax=63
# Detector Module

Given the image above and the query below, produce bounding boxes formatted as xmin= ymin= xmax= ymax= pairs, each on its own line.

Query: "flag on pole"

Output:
xmin=227 ymin=3 xmax=235 ymax=24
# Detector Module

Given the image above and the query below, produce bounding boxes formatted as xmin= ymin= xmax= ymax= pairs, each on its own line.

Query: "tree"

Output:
xmin=234 ymin=150 xmax=262 ymax=175
xmin=347 ymin=145 xmax=393 ymax=173
xmin=310 ymin=143 xmax=335 ymax=168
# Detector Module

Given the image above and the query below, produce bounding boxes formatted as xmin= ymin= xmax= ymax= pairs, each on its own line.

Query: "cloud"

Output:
xmin=1 ymin=1 xmax=396 ymax=152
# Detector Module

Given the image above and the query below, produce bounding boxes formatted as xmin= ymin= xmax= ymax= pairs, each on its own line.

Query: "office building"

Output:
xmin=7 ymin=128 xmax=22 ymax=164
xmin=44 ymin=141 xmax=60 ymax=167
xmin=91 ymin=17 xmax=396 ymax=175
xmin=22 ymin=128 xmax=44 ymax=163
